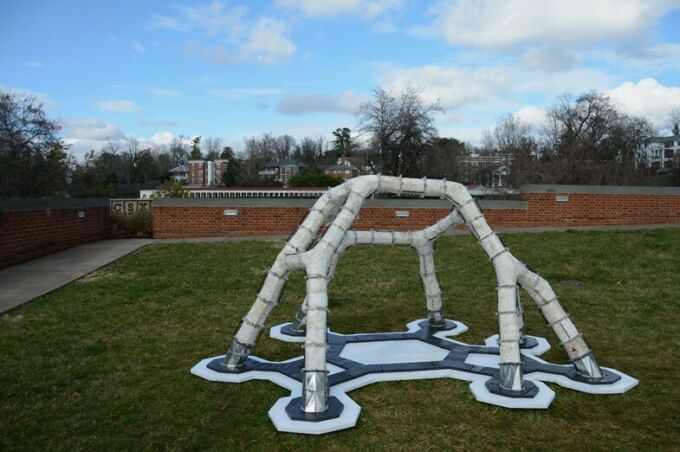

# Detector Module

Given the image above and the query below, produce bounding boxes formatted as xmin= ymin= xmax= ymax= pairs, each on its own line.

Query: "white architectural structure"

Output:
xmin=638 ymin=134 xmax=680 ymax=171
xmin=192 ymin=175 xmax=637 ymax=434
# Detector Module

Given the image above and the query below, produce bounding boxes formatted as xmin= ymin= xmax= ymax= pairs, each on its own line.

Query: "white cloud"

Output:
xmin=177 ymin=1 xmax=247 ymax=38
xmin=426 ymin=0 xmax=679 ymax=49
xmin=274 ymin=0 xmax=402 ymax=19
xmin=513 ymin=68 xmax=617 ymax=95
xmin=607 ymin=78 xmax=680 ymax=127
xmin=277 ymin=91 xmax=366 ymax=115
xmin=150 ymin=2 xmax=295 ymax=65
xmin=240 ymin=17 xmax=296 ymax=65
xmin=520 ymin=46 xmax=580 ymax=72
xmin=24 ymin=61 xmax=44 ymax=69
xmin=132 ymin=41 xmax=147 ymax=54
xmin=145 ymin=131 xmax=175 ymax=146
xmin=93 ymin=100 xmax=141 ymax=112
xmin=148 ymin=14 xmax=191 ymax=32
xmin=145 ymin=87 xmax=182 ymax=97
xmin=379 ymin=65 xmax=513 ymax=109
xmin=594 ymin=43 xmax=680 ymax=72
xmin=0 ymin=85 xmax=56 ymax=109
xmin=514 ymin=106 xmax=548 ymax=128
xmin=64 ymin=128 xmax=179 ymax=160
xmin=378 ymin=64 xmax=618 ymax=111
xmin=183 ymin=41 xmax=237 ymax=64
xmin=62 ymin=119 xmax=125 ymax=140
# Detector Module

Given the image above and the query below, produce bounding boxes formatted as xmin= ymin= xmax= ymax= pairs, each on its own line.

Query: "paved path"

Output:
xmin=0 ymin=239 xmax=152 ymax=314
xmin=2 ymin=223 xmax=678 ymax=314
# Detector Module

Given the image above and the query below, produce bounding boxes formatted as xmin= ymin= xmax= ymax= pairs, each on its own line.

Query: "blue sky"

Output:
xmin=2 ymin=0 xmax=680 ymax=159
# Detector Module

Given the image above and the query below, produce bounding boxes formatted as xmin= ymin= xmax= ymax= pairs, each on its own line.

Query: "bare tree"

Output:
xmin=293 ymin=136 xmax=324 ymax=171
xmin=358 ymin=88 xmax=400 ymax=174
xmin=274 ymin=135 xmax=296 ymax=160
xmin=540 ymin=92 xmax=653 ymax=185
xmin=0 ymin=90 xmax=69 ymax=197
xmin=241 ymin=134 xmax=277 ymax=178
xmin=358 ymin=86 xmax=441 ymax=176
xmin=396 ymin=86 xmax=442 ymax=176
xmin=169 ymin=135 xmax=189 ymax=166
xmin=204 ymin=137 xmax=223 ymax=160
xmin=669 ymin=108 xmax=680 ymax=135
xmin=484 ymin=114 xmax=538 ymax=186
xmin=122 ymin=136 xmax=141 ymax=185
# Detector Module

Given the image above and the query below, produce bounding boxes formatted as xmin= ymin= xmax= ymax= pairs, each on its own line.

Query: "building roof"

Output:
xmin=169 ymin=165 xmax=187 ymax=174
xmin=325 ymin=164 xmax=358 ymax=172
xmin=263 ymin=158 xmax=307 ymax=168
xmin=644 ymin=134 xmax=680 ymax=143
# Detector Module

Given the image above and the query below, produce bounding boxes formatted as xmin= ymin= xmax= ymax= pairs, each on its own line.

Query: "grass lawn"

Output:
xmin=1 ymin=229 xmax=679 ymax=450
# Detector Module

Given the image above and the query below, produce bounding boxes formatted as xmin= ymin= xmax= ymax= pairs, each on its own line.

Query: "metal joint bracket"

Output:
xmin=318 ymin=238 xmax=339 ymax=252
xmin=330 ymin=222 xmax=348 ymax=234
xmin=232 ymin=337 xmax=254 ymax=351
xmin=497 ymin=284 xmax=517 ymax=290
xmin=242 ymin=317 xmax=265 ymax=331
xmin=341 ymin=205 xmax=358 ymax=217
xmin=267 ymin=269 xmax=288 ymax=281
xmin=304 ymin=342 xmax=328 ymax=349
xmin=490 ymin=248 xmax=509 ymax=262
xmin=256 ymin=295 xmax=278 ymax=307
xmin=560 ymin=333 xmax=583 ymax=347
xmin=461 ymin=198 xmax=475 ymax=208
xmin=479 ymin=231 xmax=495 ymax=242
xmin=548 ymin=313 xmax=570 ymax=326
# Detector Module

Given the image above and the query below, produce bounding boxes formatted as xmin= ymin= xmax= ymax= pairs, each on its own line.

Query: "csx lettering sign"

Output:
xmin=110 ymin=199 xmax=152 ymax=215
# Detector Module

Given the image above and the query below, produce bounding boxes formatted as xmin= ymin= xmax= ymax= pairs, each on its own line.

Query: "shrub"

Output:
xmin=150 ymin=180 xmax=188 ymax=198
xmin=111 ymin=211 xmax=153 ymax=238
xmin=289 ymin=172 xmax=343 ymax=187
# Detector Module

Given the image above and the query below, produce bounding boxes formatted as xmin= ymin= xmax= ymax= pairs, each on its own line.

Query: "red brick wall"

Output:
xmin=517 ymin=192 xmax=680 ymax=226
xmin=152 ymin=192 xmax=680 ymax=239
xmin=214 ymin=160 xmax=228 ymax=186
xmin=0 ymin=207 xmax=110 ymax=269
xmin=187 ymin=161 xmax=205 ymax=186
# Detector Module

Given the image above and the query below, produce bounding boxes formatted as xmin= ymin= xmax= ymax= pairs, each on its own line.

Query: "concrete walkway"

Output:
xmin=2 ymin=223 xmax=679 ymax=315
xmin=0 ymin=239 xmax=152 ymax=314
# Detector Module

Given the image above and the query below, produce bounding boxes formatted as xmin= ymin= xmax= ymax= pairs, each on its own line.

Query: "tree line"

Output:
xmin=1 ymin=88 xmax=679 ymax=199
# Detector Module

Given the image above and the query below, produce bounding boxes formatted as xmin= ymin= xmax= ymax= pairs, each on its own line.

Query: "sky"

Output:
xmin=2 ymin=0 xmax=680 ymax=159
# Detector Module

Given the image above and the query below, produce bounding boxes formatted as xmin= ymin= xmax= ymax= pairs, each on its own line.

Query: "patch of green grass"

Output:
xmin=1 ymin=230 xmax=679 ymax=450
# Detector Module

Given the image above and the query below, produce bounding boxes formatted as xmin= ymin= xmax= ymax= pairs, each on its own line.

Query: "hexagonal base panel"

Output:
xmin=191 ymin=319 xmax=638 ymax=435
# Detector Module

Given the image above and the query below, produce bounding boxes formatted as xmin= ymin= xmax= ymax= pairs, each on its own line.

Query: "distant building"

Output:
xmin=259 ymin=158 xmax=306 ymax=185
xmin=186 ymin=159 xmax=229 ymax=186
xmin=638 ymin=134 xmax=680 ymax=172
xmin=168 ymin=165 xmax=187 ymax=183
xmin=460 ymin=153 xmax=513 ymax=188
xmin=324 ymin=156 xmax=360 ymax=180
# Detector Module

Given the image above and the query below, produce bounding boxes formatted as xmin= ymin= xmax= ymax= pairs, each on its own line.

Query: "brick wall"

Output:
xmin=187 ymin=160 xmax=205 ymax=186
xmin=214 ymin=160 xmax=228 ymax=186
xmin=152 ymin=186 xmax=680 ymax=239
xmin=0 ymin=203 xmax=110 ymax=269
